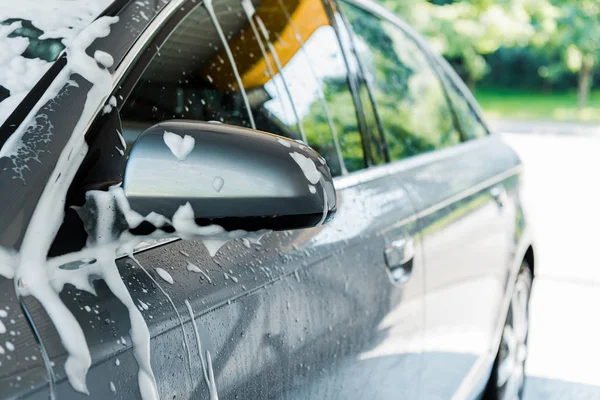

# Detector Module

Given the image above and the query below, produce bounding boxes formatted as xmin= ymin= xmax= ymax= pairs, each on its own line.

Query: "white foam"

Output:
xmin=184 ymin=299 xmax=210 ymax=392
xmin=289 ymin=152 xmax=321 ymax=184
xmin=128 ymin=258 xmax=195 ymax=393
xmin=186 ymin=262 xmax=202 ymax=273
xmin=4 ymin=16 xmax=119 ymax=395
xmin=0 ymin=0 xmax=113 ymax=127
xmin=94 ymin=51 xmax=114 ymax=68
xmin=155 ymin=267 xmax=173 ymax=284
xmin=277 ymin=138 xmax=291 ymax=147
xmin=206 ymin=350 xmax=219 ymax=400
xmin=138 ymin=300 xmax=149 ymax=311
xmin=198 ymin=269 xmax=212 ymax=284
xmin=212 ymin=176 xmax=224 ymax=193
xmin=163 ymin=131 xmax=195 ymax=161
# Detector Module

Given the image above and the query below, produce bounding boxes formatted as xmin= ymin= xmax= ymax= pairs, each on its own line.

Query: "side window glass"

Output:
xmin=341 ymin=3 xmax=461 ymax=161
xmin=120 ymin=0 xmax=367 ymax=176
xmin=441 ymin=72 xmax=488 ymax=140
xmin=120 ymin=2 xmax=256 ymax=140
xmin=251 ymin=0 xmax=364 ymax=174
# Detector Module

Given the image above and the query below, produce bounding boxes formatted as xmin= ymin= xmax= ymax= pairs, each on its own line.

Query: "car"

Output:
xmin=0 ymin=0 xmax=535 ymax=399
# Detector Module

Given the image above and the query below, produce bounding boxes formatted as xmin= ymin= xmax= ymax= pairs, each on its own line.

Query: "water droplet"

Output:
xmin=213 ymin=176 xmax=224 ymax=192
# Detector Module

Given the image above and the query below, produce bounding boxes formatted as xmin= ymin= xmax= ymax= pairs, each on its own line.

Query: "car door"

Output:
xmin=12 ymin=0 xmax=425 ymax=399
xmin=340 ymin=1 xmax=521 ymax=398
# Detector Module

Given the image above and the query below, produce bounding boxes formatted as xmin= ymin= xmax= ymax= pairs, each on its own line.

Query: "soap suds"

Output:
xmin=0 ymin=0 xmax=114 ymax=127
xmin=212 ymin=176 xmax=224 ymax=193
xmin=129 ymin=256 xmax=194 ymax=385
xmin=155 ymin=267 xmax=174 ymax=284
xmin=206 ymin=350 xmax=219 ymax=400
xmin=186 ymin=262 xmax=202 ymax=273
xmin=185 ymin=299 xmax=218 ymax=400
xmin=184 ymin=299 xmax=210 ymax=392
xmin=198 ymin=269 xmax=212 ymax=284
xmin=289 ymin=152 xmax=321 ymax=184
xmin=3 ymin=16 xmax=120 ymax=396
xmin=138 ymin=300 xmax=149 ymax=311
xmin=277 ymin=138 xmax=291 ymax=147
xmin=163 ymin=131 xmax=195 ymax=161
xmin=94 ymin=50 xmax=113 ymax=68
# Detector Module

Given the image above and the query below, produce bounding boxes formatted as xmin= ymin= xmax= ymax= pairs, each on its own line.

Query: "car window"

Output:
xmin=334 ymin=10 xmax=387 ymax=167
xmin=340 ymin=2 xmax=461 ymax=161
xmin=440 ymin=71 xmax=489 ymax=140
xmin=119 ymin=0 xmax=367 ymax=176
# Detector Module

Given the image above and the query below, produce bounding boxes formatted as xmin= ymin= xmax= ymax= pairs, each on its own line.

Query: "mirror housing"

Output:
xmin=123 ymin=121 xmax=336 ymax=232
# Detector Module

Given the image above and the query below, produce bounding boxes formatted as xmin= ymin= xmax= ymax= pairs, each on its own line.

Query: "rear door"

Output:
xmin=20 ymin=0 xmax=425 ymax=399
xmin=340 ymin=1 xmax=521 ymax=398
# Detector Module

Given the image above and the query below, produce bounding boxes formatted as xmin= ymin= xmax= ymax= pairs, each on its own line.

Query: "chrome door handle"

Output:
xmin=384 ymin=235 xmax=415 ymax=284
xmin=490 ymin=185 xmax=507 ymax=209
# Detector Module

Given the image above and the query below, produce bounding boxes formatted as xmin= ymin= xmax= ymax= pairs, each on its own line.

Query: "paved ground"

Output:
xmin=501 ymin=127 xmax=600 ymax=399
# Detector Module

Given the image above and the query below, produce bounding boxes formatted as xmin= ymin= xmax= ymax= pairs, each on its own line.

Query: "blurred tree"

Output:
xmin=379 ymin=0 xmax=567 ymax=94
xmin=537 ymin=0 xmax=600 ymax=108
xmin=381 ymin=0 xmax=549 ymax=90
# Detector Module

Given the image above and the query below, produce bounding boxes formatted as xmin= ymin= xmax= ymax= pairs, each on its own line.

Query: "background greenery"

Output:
xmin=380 ymin=0 xmax=600 ymax=122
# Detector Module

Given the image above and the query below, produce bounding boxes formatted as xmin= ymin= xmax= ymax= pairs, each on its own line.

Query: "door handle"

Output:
xmin=490 ymin=184 xmax=507 ymax=209
xmin=384 ymin=235 xmax=415 ymax=284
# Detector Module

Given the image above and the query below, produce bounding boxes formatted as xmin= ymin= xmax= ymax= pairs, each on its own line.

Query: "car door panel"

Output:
xmin=389 ymin=135 xmax=521 ymax=398
xmin=16 ymin=172 xmax=423 ymax=399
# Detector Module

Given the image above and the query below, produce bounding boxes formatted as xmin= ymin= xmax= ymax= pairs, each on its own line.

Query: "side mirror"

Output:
xmin=122 ymin=121 xmax=336 ymax=233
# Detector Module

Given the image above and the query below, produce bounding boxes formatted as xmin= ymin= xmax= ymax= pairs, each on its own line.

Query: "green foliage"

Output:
xmin=381 ymin=0 xmax=552 ymax=85
xmin=529 ymin=1 xmax=600 ymax=107
xmin=475 ymin=88 xmax=600 ymax=121
xmin=378 ymin=0 xmax=600 ymax=107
